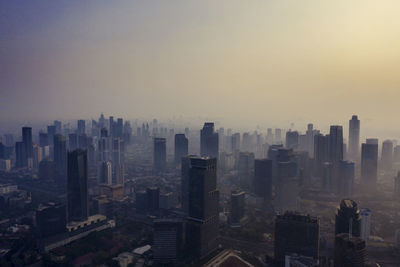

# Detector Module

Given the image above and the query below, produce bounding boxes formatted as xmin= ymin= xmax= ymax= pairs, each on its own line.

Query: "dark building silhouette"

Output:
xmin=39 ymin=132 xmax=49 ymax=147
xmin=200 ymin=123 xmax=219 ymax=158
xmin=15 ymin=141 xmax=26 ymax=168
xmin=22 ymin=127 xmax=33 ymax=161
xmin=285 ymin=131 xmax=299 ymax=150
xmin=54 ymin=134 xmax=67 ymax=178
xmin=348 ymin=115 xmax=360 ymax=162
xmin=154 ymin=138 xmax=166 ymax=172
xmin=68 ymin=133 xmax=78 ymax=151
xmin=329 ymin=126 xmax=343 ymax=163
xmin=181 ymin=155 xmax=196 ymax=215
xmin=36 ymin=202 xmax=66 ymax=238
xmin=67 ymin=149 xmax=88 ymax=222
xmin=314 ymin=134 xmax=329 ymax=176
xmin=186 ymin=157 xmax=219 ymax=259
xmin=335 ymin=199 xmax=361 ymax=237
xmin=47 ymin=125 xmax=56 ymax=147
xmin=381 ymin=139 xmax=393 ymax=171
xmin=274 ymin=212 xmax=320 ymax=266
xmin=135 ymin=190 xmax=147 ymax=214
xmin=174 ymin=134 xmax=188 ymax=165
xmin=38 ymin=159 xmax=55 ymax=181
xmin=361 ymin=139 xmax=378 ymax=190
xmin=334 ymin=233 xmax=366 ymax=267
xmin=147 ymin=187 xmax=160 ymax=212
xmin=77 ymin=120 xmax=85 ymax=135
xmin=153 ymin=219 xmax=184 ymax=265
xmin=253 ymin=159 xmax=273 ymax=200
xmin=230 ymin=190 xmax=245 ymax=225
xmin=338 ymin=161 xmax=355 ymax=196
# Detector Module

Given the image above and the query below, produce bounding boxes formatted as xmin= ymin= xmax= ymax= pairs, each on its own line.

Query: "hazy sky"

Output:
xmin=2 ymin=1 xmax=400 ymax=136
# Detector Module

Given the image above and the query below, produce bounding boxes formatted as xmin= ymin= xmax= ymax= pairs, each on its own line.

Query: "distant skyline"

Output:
xmin=2 ymin=1 xmax=400 ymax=136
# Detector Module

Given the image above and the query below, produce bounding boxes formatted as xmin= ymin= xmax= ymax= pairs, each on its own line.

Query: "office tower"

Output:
xmin=329 ymin=126 xmax=343 ymax=163
xmin=285 ymin=131 xmax=299 ymax=150
xmin=394 ymin=146 xmax=400 ymax=163
xmin=67 ymin=149 xmax=88 ymax=222
xmin=15 ymin=141 xmax=26 ymax=168
xmin=135 ymin=191 xmax=147 ymax=214
xmin=253 ymin=159 xmax=273 ymax=200
xmin=266 ymin=128 xmax=274 ymax=144
xmin=54 ymin=134 xmax=67 ymax=178
xmin=68 ymin=133 xmax=78 ymax=151
xmin=186 ymin=157 xmax=219 ymax=259
xmin=395 ymin=172 xmax=400 ymax=200
xmin=361 ymin=139 xmax=378 ymax=189
xmin=0 ymin=159 xmax=11 ymax=172
xmin=337 ymin=161 xmax=355 ymax=196
xmin=39 ymin=132 xmax=49 ymax=147
xmin=36 ymin=203 xmax=66 ymax=238
xmin=231 ymin=133 xmax=240 ymax=152
xmin=305 ymin=124 xmax=316 ymax=157
xmin=335 ymin=199 xmax=361 ymax=237
xmin=276 ymin=161 xmax=299 ymax=211
xmin=116 ymin=118 xmax=123 ymax=138
xmin=38 ymin=159 xmax=55 ymax=180
xmin=32 ymin=144 xmax=42 ymax=169
xmin=298 ymin=134 xmax=307 ymax=152
xmin=238 ymin=152 xmax=254 ymax=189
xmin=154 ymin=138 xmax=166 ymax=172
xmin=22 ymin=127 xmax=33 ymax=162
xmin=147 ymin=187 xmax=160 ymax=212
xmin=381 ymin=139 xmax=393 ymax=171
xmin=99 ymin=161 xmax=112 ymax=185
xmin=112 ymin=138 xmax=123 ymax=184
xmin=77 ymin=120 xmax=85 ymax=135
xmin=348 ymin=115 xmax=360 ymax=162
xmin=275 ymin=128 xmax=282 ymax=144
xmin=181 ymin=155 xmax=196 ymax=214
xmin=54 ymin=120 xmax=62 ymax=134
xmin=0 ymin=142 xmax=4 ymax=159
xmin=230 ymin=190 xmax=245 ymax=225
xmin=274 ymin=212 xmax=320 ymax=266
xmin=200 ymin=122 xmax=219 ymax=158
xmin=334 ymin=234 xmax=366 ymax=267
xmin=174 ymin=134 xmax=188 ymax=165
xmin=360 ymin=208 xmax=371 ymax=242
xmin=109 ymin=116 xmax=114 ymax=136
xmin=47 ymin=125 xmax=56 ymax=147
xmin=78 ymin=134 xmax=88 ymax=149
xmin=241 ymin=132 xmax=252 ymax=151
xmin=100 ymin=128 xmax=108 ymax=138
xmin=153 ymin=219 xmax=184 ymax=265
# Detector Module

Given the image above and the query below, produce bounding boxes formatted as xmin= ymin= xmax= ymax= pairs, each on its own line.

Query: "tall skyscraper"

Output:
xmin=329 ymin=126 xmax=343 ymax=163
xmin=274 ymin=212 xmax=320 ymax=266
xmin=394 ymin=171 xmax=400 ymax=201
xmin=22 ymin=127 xmax=33 ymax=162
xmin=285 ymin=131 xmax=299 ymax=150
xmin=348 ymin=115 xmax=360 ymax=162
xmin=335 ymin=199 xmax=361 ymax=237
xmin=381 ymin=139 xmax=394 ymax=171
xmin=181 ymin=155 xmax=196 ymax=214
xmin=200 ymin=122 xmax=219 ymax=158
xmin=54 ymin=134 xmax=67 ymax=178
xmin=147 ymin=186 xmax=160 ymax=212
xmin=360 ymin=208 xmax=371 ymax=242
xmin=99 ymin=161 xmax=112 ymax=185
xmin=15 ymin=141 xmax=26 ymax=168
xmin=154 ymin=138 xmax=166 ymax=172
xmin=67 ymin=149 xmax=88 ymax=222
xmin=36 ymin=202 xmax=66 ymax=238
xmin=186 ymin=157 xmax=219 ymax=259
xmin=47 ymin=125 xmax=56 ymax=148
xmin=314 ymin=134 xmax=329 ymax=176
xmin=77 ymin=120 xmax=86 ymax=135
xmin=338 ymin=161 xmax=355 ymax=196
xmin=230 ymin=190 xmax=245 ymax=225
xmin=334 ymin=233 xmax=366 ymax=267
xmin=153 ymin=219 xmax=184 ymax=265
xmin=361 ymin=139 xmax=378 ymax=190
xmin=68 ymin=133 xmax=78 ymax=151
xmin=231 ymin=133 xmax=240 ymax=152
xmin=253 ymin=159 xmax=273 ymax=201
xmin=174 ymin=134 xmax=188 ymax=165
xmin=39 ymin=132 xmax=49 ymax=147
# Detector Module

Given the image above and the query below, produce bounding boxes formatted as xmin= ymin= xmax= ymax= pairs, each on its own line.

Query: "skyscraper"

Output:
xmin=334 ymin=233 xmax=366 ymax=267
xmin=186 ymin=157 xmax=219 ymax=259
xmin=335 ymin=199 xmax=361 ymax=237
xmin=54 ymin=134 xmax=67 ymax=178
xmin=395 ymin=171 xmax=400 ymax=201
xmin=67 ymin=149 xmax=88 ymax=222
xmin=153 ymin=219 xmax=184 ymax=265
xmin=329 ymin=126 xmax=343 ymax=163
xmin=154 ymin=138 xmax=166 ymax=172
xmin=381 ymin=139 xmax=393 ymax=171
xmin=230 ymin=190 xmax=245 ymax=225
xmin=314 ymin=133 xmax=329 ymax=177
xmin=174 ymin=134 xmax=188 ymax=165
xmin=348 ymin=115 xmax=360 ymax=162
xmin=253 ymin=159 xmax=273 ymax=201
xmin=338 ymin=161 xmax=355 ymax=196
xmin=77 ymin=120 xmax=86 ymax=135
xmin=274 ymin=212 xmax=320 ymax=266
xmin=22 ymin=127 xmax=33 ymax=162
xmin=200 ymin=122 xmax=219 ymax=158
xmin=285 ymin=131 xmax=299 ymax=150
xmin=15 ymin=141 xmax=26 ymax=168
xmin=147 ymin=187 xmax=160 ymax=212
xmin=361 ymin=139 xmax=378 ymax=190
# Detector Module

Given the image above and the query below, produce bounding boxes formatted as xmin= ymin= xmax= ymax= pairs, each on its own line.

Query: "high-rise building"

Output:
xmin=112 ymin=138 xmax=123 ymax=184
xmin=181 ymin=155 xmax=196 ymax=215
xmin=22 ymin=127 xmax=33 ymax=162
xmin=253 ymin=159 xmax=273 ymax=201
xmin=174 ymin=134 xmax=188 ymax=165
xmin=68 ymin=133 xmax=78 ymax=151
xmin=335 ymin=199 xmax=361 ymax=237
xmin=39 ymin=132 xmax=49 ymax=147
xmin=54 ymin=120 xmax=62 ymax=134
xmin=348 ymin=115 xmax=360 ymax=162
xmin=394 ymin=145 xmax=400 ymax=163
xmin=360 ymin=208 xmax=371 ymax=242
xmin=153 ymin=219 xmax=184 ymax=265
xmin=99 ymin=161 xmax=112 ymax=185
xmin=147 ymin=187 xmax=160 ymax=212
xmin=381 ymin=139 xmax=393 ymax=171
xmin=394 ymin=171 xmax=400 ymax=201
xmin=238 ymin=152 xmax=254 ymax=189
xmin=274 ymin=212 xmax=320 ymax=266
xmin=230 ymin=190 xmax=245 ymax=225
xmin=54 ymin=134 xmax=67 ymax=178
xmin=329 ymin=126 xmax=343 ymax=163
xmin=135 ymin=191 xmax=147 ymax=214
xmin=47 ymin=125 xmax=56 ymax=147
xmin=200 ymin=122 xmax=219 ymax=158
xmin=276 ymin=161 xmax=299 ymax=211
xmin=154 ymin=138 xmax=166 ymax=172
xmin=275 ymin=128 xmax=282 ymax=144
xmin=314 ymin=134 xmax=329 ymax=176
xmin=36 ymin=202 xmax=66 ymax=238
xmin=67 ymin=149 xmax=88 ymax=222
xmin=77 ymin=120 xmax=85 ymax=135
xmin=285 ymin=131 xmax=299 ymax=150
xmin=231 ymin=133 xmax=240 ymax=152
xmin=186 ymin=157 xmax=219 ymax=259
xmin=337 ymin=161 xmax=355 ymax=196
xmin=334 ymin=233 xmax=366 ymax=267
xmin=361 ymin=139 xmax=378 ymax=190
xmin=15 ymin=141 xmax=26 ymax=168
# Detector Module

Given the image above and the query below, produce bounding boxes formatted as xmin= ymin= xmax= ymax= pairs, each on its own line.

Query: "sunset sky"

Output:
xmin=2 ymin=1 xmax=400 ymax=136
